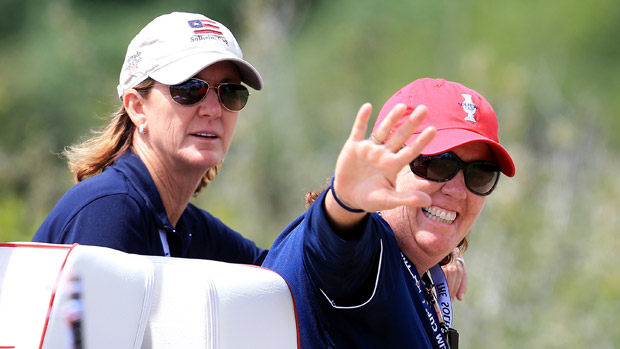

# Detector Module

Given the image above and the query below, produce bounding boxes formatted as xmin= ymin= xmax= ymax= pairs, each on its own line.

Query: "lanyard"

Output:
xmin=158 ymin=228 xmax=193 ymax=257
xmin=158 ymin=228 xmax=171 ymax=257
xmin=401 ymin=252 xmax=454 ymax=349
xmin=428 ymin=264 xmax=453 ymax=328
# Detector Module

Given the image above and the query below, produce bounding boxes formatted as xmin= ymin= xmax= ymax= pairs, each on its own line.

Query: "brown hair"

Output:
xmin=63 ymin=77 xmax=219 ymax=194
xmin=304 ymin=177 xmax=469 ymax=266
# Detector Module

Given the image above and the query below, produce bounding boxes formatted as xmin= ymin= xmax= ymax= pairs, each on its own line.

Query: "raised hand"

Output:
xmin=325 ymin=102 xmax=436 ymax=229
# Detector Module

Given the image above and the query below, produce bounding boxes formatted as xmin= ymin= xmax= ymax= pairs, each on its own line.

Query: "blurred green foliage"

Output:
xmin=0 ymin=0 xmax=618 ymax=347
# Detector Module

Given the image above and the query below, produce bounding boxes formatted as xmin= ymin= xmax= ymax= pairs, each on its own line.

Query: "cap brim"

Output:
xmin=150 ymin=52 xmax=263 ymax=90
xmin=406 ymin=128 xmax=515 ymax=177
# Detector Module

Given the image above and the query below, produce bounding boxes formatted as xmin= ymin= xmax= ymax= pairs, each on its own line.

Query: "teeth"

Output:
xmin=422 ymin=206 xmax=456 ymax=224
xmin=195 ymin=133 xmax=215 ymax=137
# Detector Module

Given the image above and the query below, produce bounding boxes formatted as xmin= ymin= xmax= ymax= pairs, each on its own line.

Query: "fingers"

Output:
xmin=382 ymin=105 xmax=425 ymax=149
xmin=371 ymin=104 xmax=435 ymax=155
xmin=453 ymin=248 xmax=468 ymax=300
xmin=443 ymin=265 xmax=459 ymax=300
xmin=351 ymin=103 xmax=436 ymax=162
xmin=332 ymin=102 xmax=436 ymax=215
xmin=371 ymin=104 xmax=407 ymax=144
xmin=456 ymin=268 xmax=468 ymax=301
xmin=392 ymin=105 xmax=434 ymax=151
xmin=349 ymin=103 xmax=373 ymax=142
xmin=443 ymin=248 xmax=468 ymax=301
xmin=453 ymin=250 xmax=467 ymax=301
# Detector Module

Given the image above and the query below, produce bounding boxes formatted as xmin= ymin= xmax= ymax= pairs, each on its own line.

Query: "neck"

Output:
xmin=132 ymin=144 xmax=205 ymax=226
xmin=404 ymin=249 xmax=434 ymax=275
xmin=150 ymin=169 xmax=198 ymax=226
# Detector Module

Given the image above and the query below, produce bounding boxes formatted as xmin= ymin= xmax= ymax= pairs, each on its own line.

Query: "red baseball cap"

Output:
xmin=374 ymin=78 xmax=515 ymax=177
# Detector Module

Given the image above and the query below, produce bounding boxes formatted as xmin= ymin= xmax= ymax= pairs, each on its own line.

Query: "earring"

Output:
xmin=139 ymin=123 xmax=147 ymax=135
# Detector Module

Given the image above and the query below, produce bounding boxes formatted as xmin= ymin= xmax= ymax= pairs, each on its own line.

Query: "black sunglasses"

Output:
xmin=169 ymin=78 xmax=250 ymax=111
xmin=409 ymin=151 xmax=500 ymax=196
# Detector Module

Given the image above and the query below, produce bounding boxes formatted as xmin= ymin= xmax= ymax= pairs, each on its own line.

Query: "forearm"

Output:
xmin=304 ymin=193 xmax=378 ymax=300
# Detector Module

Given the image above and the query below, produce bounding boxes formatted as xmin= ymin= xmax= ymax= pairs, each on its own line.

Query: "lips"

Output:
xmin=191 ymin=132 xmax=217 ymax=139
xmin=422 ymin=206 xmax=457 ymax=224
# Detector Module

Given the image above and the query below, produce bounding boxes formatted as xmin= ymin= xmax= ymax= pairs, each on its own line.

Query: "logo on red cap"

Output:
xmin=460 ymin=94 xmax=478 ymax=123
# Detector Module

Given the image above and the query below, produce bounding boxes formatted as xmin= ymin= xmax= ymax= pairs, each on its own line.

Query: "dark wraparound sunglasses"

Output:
xmin=169 ymin=78 xmax=250 ymax=111
xmin=409 ymin=151 xmax=500 ymax=196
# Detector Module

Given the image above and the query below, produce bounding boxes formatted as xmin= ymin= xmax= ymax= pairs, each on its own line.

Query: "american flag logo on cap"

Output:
xmin=187 ymin=19 xmax=223 ymax=36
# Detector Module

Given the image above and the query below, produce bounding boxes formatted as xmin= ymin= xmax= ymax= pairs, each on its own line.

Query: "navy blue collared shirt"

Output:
xmin=33 ymin=151 xmax=267 ymax=265
xmin=263 ymin=189 xmax=446 ymax=348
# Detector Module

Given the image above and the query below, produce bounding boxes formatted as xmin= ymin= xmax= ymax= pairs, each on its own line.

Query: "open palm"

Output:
xmin=332 ymin=102 xmax=437 ymax=214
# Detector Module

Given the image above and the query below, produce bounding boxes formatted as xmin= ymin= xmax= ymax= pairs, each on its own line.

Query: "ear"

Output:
xmin=124 ymin=89 xmax=147 ymax=128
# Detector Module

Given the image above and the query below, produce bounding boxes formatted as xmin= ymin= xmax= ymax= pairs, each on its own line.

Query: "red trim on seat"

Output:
xmin=0 ymin=243 xmax=78 ymax=349
xmin=278 ymin=275 xmax=301 ymax=349
xmin=241 ymin=264 xmax=301 ymax=349
xmin=0 ymin=242 xmax=73 ymax=249
xmin=36 ymin=243 xmax=79 ymax=349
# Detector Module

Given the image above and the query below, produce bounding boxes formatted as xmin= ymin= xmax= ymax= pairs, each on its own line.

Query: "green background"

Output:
xmin=1 ymin=0 xmax=618 ymax=347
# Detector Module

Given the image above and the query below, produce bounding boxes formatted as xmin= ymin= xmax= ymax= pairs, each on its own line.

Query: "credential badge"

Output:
xmin=460 ymin=94 xmax=477 ymax=123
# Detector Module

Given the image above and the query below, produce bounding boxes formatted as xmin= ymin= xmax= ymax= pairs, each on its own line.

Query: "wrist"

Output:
xmin=329 ymin=175 xmax=365 ymax=213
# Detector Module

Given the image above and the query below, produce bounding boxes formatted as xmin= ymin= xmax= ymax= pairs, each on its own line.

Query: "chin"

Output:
xmin=182 ymin=151 xmax=224 ymax=170
xmin=416 ymin=231 xmax=458 ymax=258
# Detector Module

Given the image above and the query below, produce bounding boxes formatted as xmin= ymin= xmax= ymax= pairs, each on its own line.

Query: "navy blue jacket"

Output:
xmin=33 ymin=151 xmax=267 ymax=265
xmin=262 ymin=189 xmax=447 ymax=348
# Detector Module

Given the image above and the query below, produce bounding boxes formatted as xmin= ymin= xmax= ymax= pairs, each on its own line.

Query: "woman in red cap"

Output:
xmin=263 ymin=78 xmax=515 ymax=348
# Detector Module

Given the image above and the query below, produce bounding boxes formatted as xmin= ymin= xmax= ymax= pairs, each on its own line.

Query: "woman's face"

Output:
xmin=141 ymin=61 xmax=242 ymax=173
xmin=381 ymin=142 xmax=493 ymax=269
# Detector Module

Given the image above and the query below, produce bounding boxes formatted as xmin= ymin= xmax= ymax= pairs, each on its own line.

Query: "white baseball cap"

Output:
xmin=117 ymin=12 xmax=263 ymax=99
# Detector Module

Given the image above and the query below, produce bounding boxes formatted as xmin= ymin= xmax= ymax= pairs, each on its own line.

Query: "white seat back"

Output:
xmin=0 ymin=242 xmax=154 ymax=349
xmin=142 ymin=256 xmax=298 ymax=349
xmin=0 ymin=243 xmax=298 ymax=349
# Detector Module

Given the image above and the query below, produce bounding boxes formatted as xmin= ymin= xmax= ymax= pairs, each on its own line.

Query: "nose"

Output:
xmin=441 ymin=170 xmax=467 ymax=200
xmin=198 ymin=87 xmax=223 ymax=117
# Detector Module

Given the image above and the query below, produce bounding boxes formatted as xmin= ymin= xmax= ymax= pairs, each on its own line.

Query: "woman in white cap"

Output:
xmin=33 ymin=12 xmax=266 ymax=263
xmin=262 ymin=78 xmax=515 ymax=348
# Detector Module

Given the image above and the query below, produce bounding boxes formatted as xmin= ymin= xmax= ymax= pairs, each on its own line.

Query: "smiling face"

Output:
xmin=380 ymin=141 xmax=493 ymax=271
xmin=139 ymin=61 xmax=242 ymax=175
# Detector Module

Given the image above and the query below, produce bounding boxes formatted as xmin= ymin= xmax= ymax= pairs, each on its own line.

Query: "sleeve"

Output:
xmin=302 ymin=189 xmax=382 ymax=304
xmin=51 ymin=194 xmax=156 ymax=255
